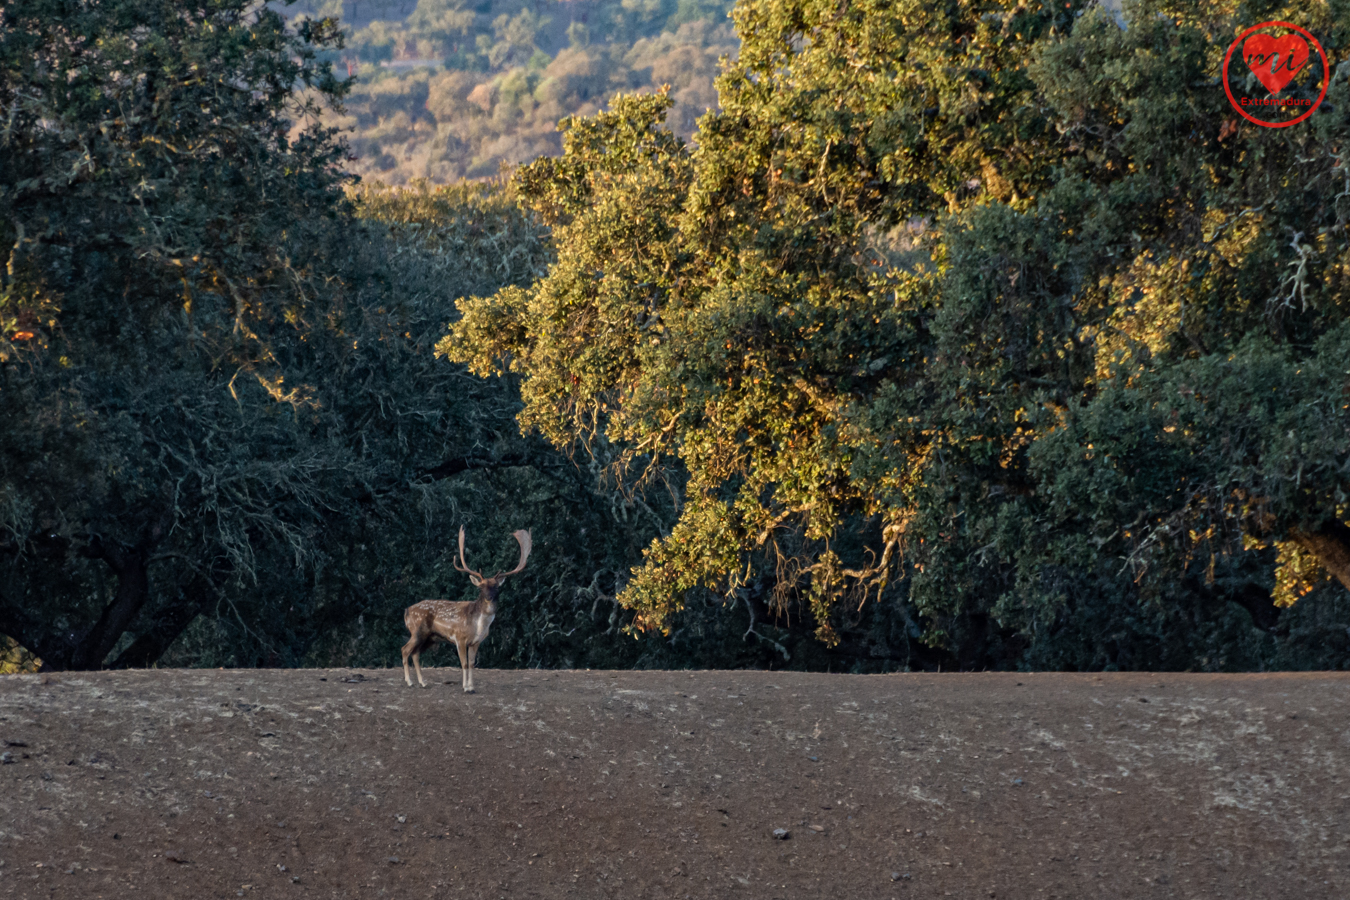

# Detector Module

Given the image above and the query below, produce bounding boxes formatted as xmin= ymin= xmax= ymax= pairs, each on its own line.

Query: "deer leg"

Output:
xmin=412 ymin=642 xmax=429 ymax=688
xmin=465 ymin=642 xmax=480 ymax=693
xmin=453 ymin=638 xmax=472 ymax=693
xmin=401 ymin=633 xmax=422 ymax=688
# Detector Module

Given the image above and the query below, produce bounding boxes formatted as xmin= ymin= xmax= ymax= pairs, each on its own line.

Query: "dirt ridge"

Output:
xmin=2 ymin=669 xmax=1348 ymax=899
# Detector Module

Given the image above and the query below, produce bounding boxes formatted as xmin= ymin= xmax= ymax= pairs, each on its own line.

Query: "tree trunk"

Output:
xmin=110 ymin=577 xmax=213 ymax=669
xmin=68 ymin=539 xmax=152 ymax=670
xmin=1291 ymin=520 xmax=1350 ymax=594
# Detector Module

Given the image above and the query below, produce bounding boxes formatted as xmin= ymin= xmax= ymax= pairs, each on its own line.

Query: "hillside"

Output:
xmin=282 ymin=0 xmax=738 ymax=183
xmin=3 ymin=668 xmax=1348 ymax=898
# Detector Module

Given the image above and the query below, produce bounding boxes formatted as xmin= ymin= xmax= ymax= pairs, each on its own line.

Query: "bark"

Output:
xmin=1201 ymin=579 xmax=1283 ymax=633
xmin=68 ymin=537 xmax=153 ymax=670
xmin=110 ymin=576 xmax=213 ymax=669
xmin=1291 ymin=520 xmax=1350 ymax=594
xmin=57 ymin=509 xmax=179 ymax=671
xmin=419 ymin=452 xmax=541 ymax=481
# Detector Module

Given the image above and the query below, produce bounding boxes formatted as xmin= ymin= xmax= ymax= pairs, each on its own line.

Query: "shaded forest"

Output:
xmin=3 ymin=0 xmax=1350 ymax=676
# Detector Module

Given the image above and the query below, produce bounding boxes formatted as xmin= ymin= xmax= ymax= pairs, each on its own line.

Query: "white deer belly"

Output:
xmin=472 ymin=613 xmax=495 ymax=643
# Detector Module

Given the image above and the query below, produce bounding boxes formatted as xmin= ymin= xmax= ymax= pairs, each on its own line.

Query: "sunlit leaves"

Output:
xmin=449 ymin=0 xmax=1350 ymax=668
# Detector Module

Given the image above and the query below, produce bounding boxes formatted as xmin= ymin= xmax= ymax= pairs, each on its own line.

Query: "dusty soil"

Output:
xmin=1 ymin=668 xmax=1348 ymax=900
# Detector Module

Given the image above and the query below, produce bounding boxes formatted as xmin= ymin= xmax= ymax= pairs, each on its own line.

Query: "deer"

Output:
xmin=401 ymin=526 xmax=531 ymax=693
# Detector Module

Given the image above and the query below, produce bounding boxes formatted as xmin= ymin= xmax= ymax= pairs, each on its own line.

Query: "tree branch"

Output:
xmin=419 ymin=452 xmax=536 ymax=481
xmin=1291 ymin=520 xmax=1350 ymax=594
xmin=110 ymin=573 xmax=218 ymax=669
xmin=68 ymin=544 xmax=151 ymax=670
xmin=67 ymin=508 xmax=176 ymax=670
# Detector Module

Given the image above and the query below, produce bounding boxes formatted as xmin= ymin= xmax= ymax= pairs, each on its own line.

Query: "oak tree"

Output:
xmin=444 ymin=0 xmax=1350 ymax=669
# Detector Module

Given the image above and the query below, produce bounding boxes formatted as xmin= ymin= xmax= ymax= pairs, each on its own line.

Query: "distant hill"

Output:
xmin=282 ymin=0 xmax=738 ymax=183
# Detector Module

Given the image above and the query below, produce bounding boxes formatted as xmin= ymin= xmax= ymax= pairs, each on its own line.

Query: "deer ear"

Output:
xmin=469 ymin=574 xmax=483 ymax=587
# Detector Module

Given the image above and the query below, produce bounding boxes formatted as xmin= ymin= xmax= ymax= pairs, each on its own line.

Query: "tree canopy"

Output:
xmin=442 ymin=0 xmax=1350 ymax=670
xmin=0 ymin=0 xmax=356 ymax=669
xmin=0 ymin=2 xmax=578 ymax=672
xmin=7 ymin=0 xmax=1350 ymax=674
xmin=0 ymin=0 xmax=853 ymax=675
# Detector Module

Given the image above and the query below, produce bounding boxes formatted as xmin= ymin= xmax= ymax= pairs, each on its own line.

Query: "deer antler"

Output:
xmin=453 ymin=526 xmax=483 ymax=581
xmin=493 ymin=529 xmax=532 ymax=580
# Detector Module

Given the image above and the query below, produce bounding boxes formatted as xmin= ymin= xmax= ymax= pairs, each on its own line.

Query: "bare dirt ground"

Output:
xmin=1 ymin=668 xmax=1348 ymax=900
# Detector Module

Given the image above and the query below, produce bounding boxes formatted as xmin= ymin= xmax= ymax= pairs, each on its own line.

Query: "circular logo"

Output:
xmin=1222 ymin=21 xmax=1329 ymax=128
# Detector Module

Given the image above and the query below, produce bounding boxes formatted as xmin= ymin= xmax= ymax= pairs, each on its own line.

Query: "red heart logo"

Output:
xmin=1243 ymin=33 xmax=1310 ymax=95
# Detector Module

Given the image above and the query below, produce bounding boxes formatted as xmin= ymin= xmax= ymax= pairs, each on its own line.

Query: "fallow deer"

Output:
xmin=401 ymin=526 xmax=531 ymax=693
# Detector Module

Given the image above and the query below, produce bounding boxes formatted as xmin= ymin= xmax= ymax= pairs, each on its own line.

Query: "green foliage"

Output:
xmin=0 ymin=0 xmax=859 ymax=674
xmin=0 ymin=0 xmax=355 ymax=667
xmin=1 ymin=0 xmax=349 ymax=349
xmin=447 ymin=0 xmax=1350 ymax=670
xmin=283 ymin=0 xmax=737 ymax=182
xmin=8 ymin=0 xmax=1350 ymax=675
xmin=0 ymin=0 xmax=670 ymax=674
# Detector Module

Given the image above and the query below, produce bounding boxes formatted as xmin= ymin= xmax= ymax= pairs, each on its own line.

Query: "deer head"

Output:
xmin=453 ymin=526 xmax=531 ymax=602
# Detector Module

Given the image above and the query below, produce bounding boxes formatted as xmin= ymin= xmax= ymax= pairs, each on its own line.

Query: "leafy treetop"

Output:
xmin=442 ymin=0 xmax=1350 ymax=660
